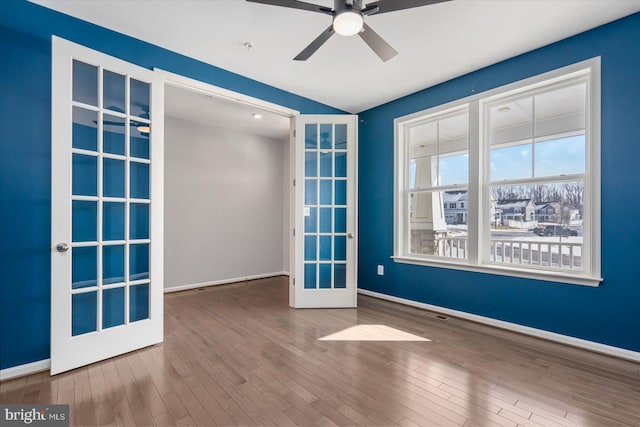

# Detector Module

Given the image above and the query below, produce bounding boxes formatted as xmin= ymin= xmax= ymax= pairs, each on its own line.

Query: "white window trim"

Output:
xmin=393 ymin=58 xmax=601 ymax=287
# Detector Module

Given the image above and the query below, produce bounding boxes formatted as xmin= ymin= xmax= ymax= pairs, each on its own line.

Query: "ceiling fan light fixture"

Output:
xmin=333 ymin=9 xmax=364 ymax=36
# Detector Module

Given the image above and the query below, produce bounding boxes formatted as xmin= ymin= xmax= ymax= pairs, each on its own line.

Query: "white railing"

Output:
xmin=433 ymin=237 xmax=583 ymax=269
xmin=490 ymin=239 xmax=582 ymax=269
xmin=435 ymin=237 xmax=468 ymax=259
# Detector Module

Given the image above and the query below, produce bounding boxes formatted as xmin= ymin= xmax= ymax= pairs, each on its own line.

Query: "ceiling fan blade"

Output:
xmin=358 ymin=23 xmax=398 ymax=62
xmin=294 ymin=25 xmax=335 ymax=61
xmin=363 ymin=0 xmax=450 ymax=15
xmin=246 ymin=0 xmax=332 ymax=15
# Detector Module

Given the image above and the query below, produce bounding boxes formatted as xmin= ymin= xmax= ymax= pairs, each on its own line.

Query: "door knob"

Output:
xmin=56 ymin=243 xmax=70 ymax=253
xmin=348 ymin=233 xmax=355 ymax=239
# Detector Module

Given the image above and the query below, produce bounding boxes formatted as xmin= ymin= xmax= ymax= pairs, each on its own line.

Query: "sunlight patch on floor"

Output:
xmin=318 ymin=324 xmax=431 ymax=341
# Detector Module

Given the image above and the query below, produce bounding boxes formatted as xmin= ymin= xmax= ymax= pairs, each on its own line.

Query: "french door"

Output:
xmin=51 ymin=37 xmax=164 ymax=375
xmin=292 ymin=115 xmax=358 ymax=308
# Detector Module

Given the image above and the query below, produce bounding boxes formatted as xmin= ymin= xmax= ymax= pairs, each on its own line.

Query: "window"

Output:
xmin=394 ymin=59 xmax=601 ymax=286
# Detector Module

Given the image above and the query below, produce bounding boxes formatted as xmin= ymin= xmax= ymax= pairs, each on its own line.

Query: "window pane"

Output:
xmin=304 ymin=263 xmax=316 ymax=289
xmin=103 ymin=245 xmax=125 ymax=285
xmin=488 ymin=96 xmax=533 ymax=146
xmin=73 ymin=60 xmax=98 ymax=106
xmin=130 ymin=162 xmax=150 ymax=199
xmin=534 ymin=83 xmax=586 ymax=138
xmin=103 ymin=287 xmax=125 ymax=329
xmin=103 ymin=158 xmax=125 ymax=198
xmin=103 ymin=202 xmax=125 ymax=241
xmin=103 ymin=70 xmax=125 ymax=113
xmin=130 ymin=121 xmax=150 ymax=159
xmin=305 ymin=152 xmax=317 ymax=177
xmin=103 ymin=115 xmax=125 ymax=155
xmin=130 ymin=79 xmax=150 ymax=119
xmin=305 ymin=123 xmax=317 ymax=149
xmin=129 ymin=284 xmax=149 ymax=322
xmin=72 ymin=246 xmax=97 ymax=289
xmin=72 ymin=107 xmax=97 ymax=151
xmin=439 ymin=153 xmax=469 ymax=187
xmin=319 ymin=264 xmax=331 ymax=289
xmin=72 ymin=291 xmax=97 ymax=336
xmin=72 ymin=154 xmax=97 ymax=196
xmin=320 ymin=124 xmax=332 ymax=149
xmin=130 ymin=203 xmax=150 ymax=240
xmin=72 ymin=200 xmax=97 ymax=242
xmin=490 ymin=143 xmax=532 ymax=182
xmin=490 ymin=182 xmax=583 ymax=270
xmin=409 ymin=190 xmax=467 ymax=259
xmin=129 ymin=243 xmax=149 ymax=281
xmin=534 ymin=135 xmax=585 ymax=177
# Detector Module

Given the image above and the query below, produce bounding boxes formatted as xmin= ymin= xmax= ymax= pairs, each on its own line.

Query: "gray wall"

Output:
xmin=164 ymin=117 xmax=288 ymax=290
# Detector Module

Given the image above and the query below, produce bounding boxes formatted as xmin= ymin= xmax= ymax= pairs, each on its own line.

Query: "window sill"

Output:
xmin=391 ymin=255 xmax=602 ymax=287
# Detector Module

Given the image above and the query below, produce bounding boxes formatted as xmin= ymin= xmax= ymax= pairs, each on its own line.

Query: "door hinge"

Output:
xmin=293 ymin=278 xmax=295 ymax=286
xmin=293 ymin=129 xmax=296 ymax=137
xmin=293 ymin=179 xmax=296 ymax=187
xmin=293 ymin=228 xmax=295 ymax=236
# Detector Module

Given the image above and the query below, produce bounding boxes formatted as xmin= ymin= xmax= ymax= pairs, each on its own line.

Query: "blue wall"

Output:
xmin=358 ymin=13 xmax=640 ymax=352
xmin=0 ymin=0 xmax=342 ymax=371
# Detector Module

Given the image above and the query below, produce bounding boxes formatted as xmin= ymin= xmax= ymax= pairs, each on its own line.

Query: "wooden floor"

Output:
xmin=2 ymin=277 xmax=639 ymax=426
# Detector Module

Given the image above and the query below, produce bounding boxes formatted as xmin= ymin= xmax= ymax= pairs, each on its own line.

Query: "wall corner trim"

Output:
xmin=0 ymin=359 xmax=51 ymax=381
xmin=357 ymin=289 xmax=640 ymax=363
xmin=164 ymin=272 xmax=289 ymax=293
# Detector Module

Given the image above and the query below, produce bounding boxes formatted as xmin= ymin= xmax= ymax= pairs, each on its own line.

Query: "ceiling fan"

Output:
xmin=246 ymin=0 xmax=450 ymax=62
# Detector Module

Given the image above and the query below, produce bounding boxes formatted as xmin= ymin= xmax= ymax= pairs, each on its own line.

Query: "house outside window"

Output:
xmin=394 ymin=59 xmax=601 ymax=286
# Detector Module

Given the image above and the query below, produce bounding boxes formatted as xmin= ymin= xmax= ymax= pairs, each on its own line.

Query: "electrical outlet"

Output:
xmin=377 ymin=265 xmax=384 ymax=275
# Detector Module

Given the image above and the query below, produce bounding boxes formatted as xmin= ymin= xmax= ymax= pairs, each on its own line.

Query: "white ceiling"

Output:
xmin=165 ymin=84 xmax=291 ymax=140
xmin=32 ymin=0 xmax=640 ymax=113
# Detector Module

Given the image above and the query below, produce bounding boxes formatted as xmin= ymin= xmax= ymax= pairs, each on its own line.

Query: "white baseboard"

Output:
xmin=0 ymin=359 xmax=50 ymax=381
xmin=164 ymin=271 xmax=289 ymax=293
xmin=358 ymin=289 xmax=640 ymax=363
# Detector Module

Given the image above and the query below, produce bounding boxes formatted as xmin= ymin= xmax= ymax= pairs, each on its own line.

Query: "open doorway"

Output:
xmin=162 ymin=81 xmax=295 ymax=293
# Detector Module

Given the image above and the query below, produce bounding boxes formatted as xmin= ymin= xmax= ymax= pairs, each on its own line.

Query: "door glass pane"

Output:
xmin=320 ymin=152 xmax=332 ymax=177
xmin=130 ymin=162 xmax=150 ymax=199
xmin=319 ymin=264 xmax=331 ymax=289
xmin=319 ymin=208 xmax=332 ymax=233
xmin=334 ymin=208 xmax=346 ymax=233
xmin=103 ymin=70 xmax=125 ymax=113
xmin=335 ymin=124 xmax=347 ymax=149
xmin=334 ymin=236 xmax=346 ymax=261
xmin=320 ymin=124 xmax=332 ymax=149
xmin=103 ymin=158 xmax=125 ymax=198
xmin=130 ymin=284 xmax=149 ymax=322
xmin=103 ymin=245 xmax=125 ymax=285
xmin=72 ymin=60 xmax=98 ymax=106
xmin=130 ymin=203 xmax=150 ymax=240
xmin=103 ymin=115 xmax=125 ymax=155
xmin=304 ymin=264 xmax=316 ymax=289
xmin=304 ymin=123 xmax=317 ymax=149
xmin=335 ymin=180 xmax=346 ymax=205
xmin=304 ymin=207 xmax=317 ymax=233
xmin=304 ymin=236 xmax=316 ymax=261
xmin=130 ymin=243 xmax=149 ymax=281
xmin=305 ymin=179 xmax=317 ymax=205
xmin=72 ymin=107 xmax=97 ymax=151
xmin=335 ymin=152 xmax=347 ymax=178
xmin=72 ymin=291 xmax=97 ymax=336
xmin=72 ymin=246 xmax=97 ymax=289
xmin=305 ymin=152 xmax=317 ymax=177
xmin=319 ymin=180 xmax=332 ymax=205
xmin=130 ymin=121 xmax=150 ymax=159
xmin=72 ymin=200 xmax=97 ymax=242
xmin=319 ymin=236 xmax=331 ymax=261
xmin=103 ymin=202 xmax=125 ymax=241
xmin=491 ymin=144 xmax=532 ymax=182
xmin=72 ymin=154 xmax=97 ymax=196
xmin=334 ymin=264 xmax=346 ymax=288
xmin=103 ymin=287 xmax=125 ymax=329
xmin=130 ymin=79 xmax=150 ymax=119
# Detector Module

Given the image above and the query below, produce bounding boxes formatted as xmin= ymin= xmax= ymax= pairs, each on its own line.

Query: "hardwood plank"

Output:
xmin=6 ymin=277 xmax=640 ymax=427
